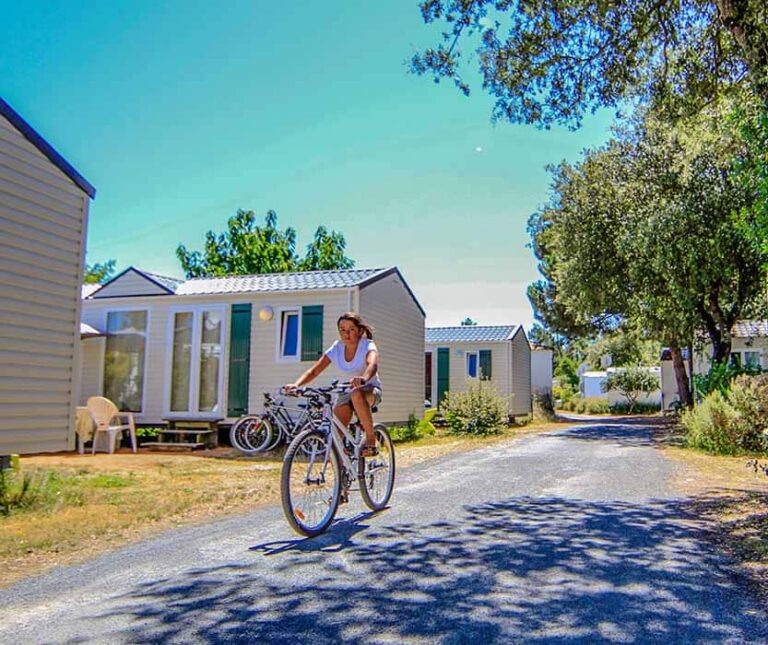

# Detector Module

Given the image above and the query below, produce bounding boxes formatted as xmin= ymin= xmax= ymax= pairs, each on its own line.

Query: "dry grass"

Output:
xmin=0 ymin=420 xmax=564 ymax=589
xmin=665 ymin=446 xmax=768 ymax=604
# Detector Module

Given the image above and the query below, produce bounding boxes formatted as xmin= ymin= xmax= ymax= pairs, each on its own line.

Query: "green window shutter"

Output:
xmin=227 ymin=304 xmax=251 ymax=417
xmin=301 ymin=305 xmax=324 ymax=361
xmin=437 ymin=347 xmax=450 ymax=407
xmin=479 ymin=350 xmax=492 ymax=380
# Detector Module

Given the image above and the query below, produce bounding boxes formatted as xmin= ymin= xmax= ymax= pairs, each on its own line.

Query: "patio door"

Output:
xmin=168 ymin=308 xmax=224 ymax=415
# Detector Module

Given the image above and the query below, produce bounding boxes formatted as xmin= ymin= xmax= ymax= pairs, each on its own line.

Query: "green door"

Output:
xmin=437 ymin=347 xmax=449 ymax=407
xmin=227 ymin=304 xmax=251 ymax=417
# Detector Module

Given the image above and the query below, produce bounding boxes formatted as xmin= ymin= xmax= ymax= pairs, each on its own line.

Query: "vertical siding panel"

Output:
xmin=358 ymin=274 xmax=425 ymax=424
xmin=0 ymin=113 xmax=89 ymax=454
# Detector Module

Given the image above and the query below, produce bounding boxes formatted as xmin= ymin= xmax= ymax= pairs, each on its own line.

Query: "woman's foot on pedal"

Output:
xmin=361 ymin=444 xmax=379 ymax=458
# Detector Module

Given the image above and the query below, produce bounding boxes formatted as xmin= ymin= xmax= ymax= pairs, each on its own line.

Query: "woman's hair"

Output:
xmin=337 ymin=312 xmax=374 ymax=339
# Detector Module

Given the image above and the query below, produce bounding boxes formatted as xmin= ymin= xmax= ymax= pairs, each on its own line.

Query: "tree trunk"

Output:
xmin=671 ymin=343 xmax=693 ymax=408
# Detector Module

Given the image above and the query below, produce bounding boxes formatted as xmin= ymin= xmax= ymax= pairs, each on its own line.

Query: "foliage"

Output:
xmin=554 ymin=354 xmax=581 ymax=391
xmin=83 ymin=259 xmax=117 ymax=284
xmin=460 ymin=317 xmax=478 ymax=326
xmin=609 ymin=401 xmax=661 ymax=415
xmin=389 ymin=410 xmax=438 ymax=443
xmin=558 ymin=396 xmax=610 ymax=414
xmin=527 ymin=104 xmax=768 ymax=408
xmin=602 ymin=368 xmax=660 ymax=413
xmin=584 ymin=328 xmax=661 ymax=370
xmin=552 ymin=383 xmax=576 ymax=405
xmin=411 ymin=0 xmax=768 ymax=128
xmin=682 ymin=378 xmax=768 ymax=454
xmin=0 ymin=463 xmax=51 ymax=517
xmin=532 ymin=392 xmax=556 ymax=421
xmin=441 ymin=379 xmax=508 ymax=435
xmin=693 ymin=361 xmax=763 ymax=399
xmin=176 ymin=209 xmax=354 ymax=278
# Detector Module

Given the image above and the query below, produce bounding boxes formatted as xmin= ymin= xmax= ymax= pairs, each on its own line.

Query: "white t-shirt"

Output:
xmin=324 ymin=338 xmax=382 ymax=388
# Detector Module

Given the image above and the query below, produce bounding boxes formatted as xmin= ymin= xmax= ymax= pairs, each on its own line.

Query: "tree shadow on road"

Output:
xmin=550 ymin=416 xmax=681 ymax=448
xmin=90 ymin=496 xmax=767 ymax=643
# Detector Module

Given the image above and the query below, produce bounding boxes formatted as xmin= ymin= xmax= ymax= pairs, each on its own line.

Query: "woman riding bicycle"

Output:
xmin=284 ymin=312 xmax=381 ymax=456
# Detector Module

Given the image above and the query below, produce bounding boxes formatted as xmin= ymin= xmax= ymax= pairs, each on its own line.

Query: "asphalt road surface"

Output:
xmin=1 ymin=417 xmax=767 ymax=644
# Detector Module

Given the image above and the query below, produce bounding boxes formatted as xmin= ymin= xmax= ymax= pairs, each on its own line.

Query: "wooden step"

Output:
xmin=143 ymin=441 xmax=208 ymax=450
xmin=158 ymin=429 xmax=215 ymax=436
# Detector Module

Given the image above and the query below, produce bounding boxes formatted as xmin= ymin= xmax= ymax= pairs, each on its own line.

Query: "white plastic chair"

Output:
xmin=86 ymin=396 xmax=137 ymax=454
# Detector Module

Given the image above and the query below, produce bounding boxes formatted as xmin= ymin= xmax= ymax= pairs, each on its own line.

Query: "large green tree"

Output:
xmin=83 ymin=259 xmax=117 ymax=284
xmin=411 ymin=0 xmax=768 ymax=128
xmin=529 ymin=107 xmax=767 ymax=405
xmin=176 ymin=209 xmax=354 ymax=278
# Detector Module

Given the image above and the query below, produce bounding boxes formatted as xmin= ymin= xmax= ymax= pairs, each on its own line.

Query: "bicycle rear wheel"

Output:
xmin=359 ymin=423 xmax=395 ymax=511
xmin=281 ymin=429 xmax=341 ymax=536
xmin=230 ymin=415 xmax=272 ymax=454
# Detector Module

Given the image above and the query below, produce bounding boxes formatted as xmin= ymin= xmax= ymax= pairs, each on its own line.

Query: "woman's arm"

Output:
xmin=351 ymin=350 xmax=378 ymax=388
xmin=286 ymin=354 xmax=331 ymax=390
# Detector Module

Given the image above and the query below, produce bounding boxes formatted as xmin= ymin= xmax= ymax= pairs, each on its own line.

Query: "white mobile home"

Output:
xmin=79 ymin=266 xmax=425 ymax=426
xmin=424 ymin=325 xmax=532 ymax=418
xmin=0 ymin=97 xmax=95 ymax=455
xmin=531 ymin=346 xmax=554 ymax=395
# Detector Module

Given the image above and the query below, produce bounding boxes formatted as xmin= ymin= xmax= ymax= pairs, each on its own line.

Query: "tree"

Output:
xmin=602 ymin=367 xmax=660 ymax=413
xmin=84 ymin=259 xmax=116 ymax=284
xmin=297 ymin=225 xmax=354 ymax=271
xmin=411 ymin=0 xmax=768 ymax=128
xmin=584 ymin=328 xmax=662 ymax=369
xmin=460 ymin=317 xmax=478 ymax=326
xmin=176 ymin=209 xmax=355 ymax=278
xmin=528 ymin=105 xmax=768 ymax=406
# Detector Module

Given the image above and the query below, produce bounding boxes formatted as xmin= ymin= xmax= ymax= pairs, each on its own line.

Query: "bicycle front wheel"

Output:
xmin=230 ymin=415 xmax=272 ymax=453
xmin=281 ymin=430 xmax=341 ymax=536
xmin=359 ymin=423 xmax=395 ymax=511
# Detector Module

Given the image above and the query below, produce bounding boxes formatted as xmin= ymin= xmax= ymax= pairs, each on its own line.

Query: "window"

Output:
xmin=277 ymin=306 xmax=324 ymax=361
xmin=280 ymin=310 xmax=300 ymax=359
xmin=745 ymin=351 xmax=761 ymax=368
xmin=168 ymin=308 xmax=223 ymax=414
xmin=104 ymin=310 xmax=148 ymax=412
xmin=466 ymin=352 xmax=478 ymax=378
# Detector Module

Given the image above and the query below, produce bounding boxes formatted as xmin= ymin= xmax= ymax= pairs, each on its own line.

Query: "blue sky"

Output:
xmin=2 ymin=1 xmax=614 ymax=328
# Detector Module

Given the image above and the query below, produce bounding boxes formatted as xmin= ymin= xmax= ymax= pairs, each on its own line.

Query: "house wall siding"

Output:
xmin=94 ymin=270 xmax=170 ymax=298
xmin=510 ymin=330 xmax=532 ymax=416
xmin=0 ymin=113 xmax=88 ymax=454
xmin=358 ymin=274 xmax=425 ymax=423
xmin=424 ymin=340 xmax=512 ymax=410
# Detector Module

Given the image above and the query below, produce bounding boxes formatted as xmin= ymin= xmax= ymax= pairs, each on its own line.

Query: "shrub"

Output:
xmin=602 ymin=367 xmax=659 ymax=413
xmin=558 ymin=396 xmax=609 ymax=414
xmin=693 ymin=361 xmax=763 ymax=400
xmin=722 ymin=375 xmax=768 ymax=453
xmin=609 ymin=401 xmax=661 ymax=415
xmin=389 ymin=410 xmax=438 ymax=443
xmin=441 ymin=379 xmax=508 ymax=435
xmin=0 ymin=460 xmax=54 ymax=517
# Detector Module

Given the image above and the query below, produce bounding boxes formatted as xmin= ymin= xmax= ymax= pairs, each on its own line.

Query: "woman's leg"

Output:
xmin=350 ymin=389 xmax=376 ymax=447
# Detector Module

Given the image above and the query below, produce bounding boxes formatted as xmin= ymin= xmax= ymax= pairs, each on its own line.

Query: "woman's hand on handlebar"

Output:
xmin=282 ymin=383 xmax=299 ymax=395
xmin=349 ymin=376 xmax=366 ymax=389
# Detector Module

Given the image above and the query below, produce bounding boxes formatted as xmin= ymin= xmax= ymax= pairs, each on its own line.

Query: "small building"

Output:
xmin=78 ymin=266 xmax=425 ymax=426
xmin=424 ymin=325 xmax=532 ymax=418
xmin=0 ymin=97 xmax=95 ymax=455
xmin=580 ymin=366 xmax=662 ymax=407
xmin=530 ymin=346 xmax=553 ymax=395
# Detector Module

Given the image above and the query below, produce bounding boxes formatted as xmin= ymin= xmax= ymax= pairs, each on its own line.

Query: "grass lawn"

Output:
xmin=0 ymin=420 xmax=564 ymax=589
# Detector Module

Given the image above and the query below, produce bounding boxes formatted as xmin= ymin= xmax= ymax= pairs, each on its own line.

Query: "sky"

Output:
xmin=1 ymin=0 xmax=614 ymax=329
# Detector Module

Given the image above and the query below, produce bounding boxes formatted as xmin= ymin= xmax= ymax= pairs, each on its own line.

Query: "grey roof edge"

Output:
xmin=91 ymin=266 xmax=178 ymax=298
xmin=424 ymin=325 xmax=521 ymax=343
xmin=0 ymin=96 xmax=96 ymax=199
xmin=357 ymin=267 xmax=426 ymax=318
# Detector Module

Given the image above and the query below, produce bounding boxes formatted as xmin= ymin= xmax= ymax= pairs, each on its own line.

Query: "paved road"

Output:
xmin=2 ymin=418 xmax=767 ymax=643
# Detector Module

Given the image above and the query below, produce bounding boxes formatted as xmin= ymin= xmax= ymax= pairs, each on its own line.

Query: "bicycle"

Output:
xmin=230 ymin=392 xmax=321 ymax=454
xmin=280 ymin=382 xmax=395 ymax=536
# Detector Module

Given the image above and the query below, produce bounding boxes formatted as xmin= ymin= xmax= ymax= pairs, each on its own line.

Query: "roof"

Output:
xmin=173 ymin=267 xmax=391 ymax=296
xmin=425 ymin=325 xmax=520 ymax=344
xmin=0 ymin=97 xmax=96 ymax=198
xmin=80 ymin=322 xmax=105 ymax=338
xmin=732 ymin=320 xmax=768 ymax=338
xmin=81 ymin=284 xmax=102 ymax=298
xmin=86 ymin=266 xmax=425 ymax=314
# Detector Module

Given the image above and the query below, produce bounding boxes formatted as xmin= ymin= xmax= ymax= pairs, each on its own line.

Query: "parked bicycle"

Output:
xmin=280 ymin=382 xmax=395 ymax=536
xmin=229 ymin=392 xmax=321 ymax=454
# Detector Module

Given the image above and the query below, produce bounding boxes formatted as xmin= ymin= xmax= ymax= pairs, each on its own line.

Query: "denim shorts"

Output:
xmin=336 ymin=385 xmax=382 ymax=409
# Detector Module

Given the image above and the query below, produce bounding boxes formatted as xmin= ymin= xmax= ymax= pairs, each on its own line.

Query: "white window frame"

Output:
xmin=102 ymin=307 xmax=150 ymax=414
xmin=275 ymin=307 xmax=302 ymax=363
xmin=466 ymin=351 xmax=479 ymax=379
xmin=164 ymin=305 xmax=226 ymax=418
xmin=736 ymin=349 xmax=763 ymax=368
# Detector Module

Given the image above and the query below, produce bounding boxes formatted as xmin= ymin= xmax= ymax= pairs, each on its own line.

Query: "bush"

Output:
xmin=0 ymin=460 xmax=53 ymax=517
xmin=533 ymin=392 xmax=556 ymax=421
xmin=441 ymin=380 xmax=508 ymax=435
xmin=389 ymin=410 xmax=438 ymax=443
xmin=609 ymin=401 xmax=661 ymax=415
xmin=682 ymin=378 xmax=768 ymax=455
xmin=602 ymin=367 xmax=659 ymax=413
xmin=694 ymin=361 xmax=763 ymax=400
xmin=558 ymin=396 xmax=610 ymax=414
